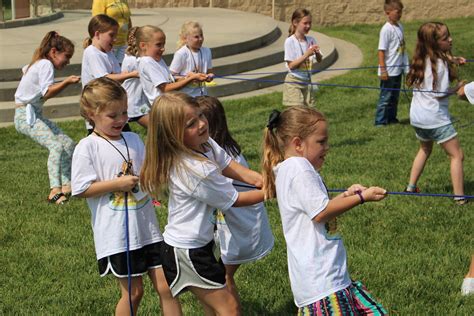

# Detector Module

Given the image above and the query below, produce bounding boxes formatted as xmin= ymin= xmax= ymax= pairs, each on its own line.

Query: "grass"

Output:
xmin=1 ymin=17 xmax=474 ymax=315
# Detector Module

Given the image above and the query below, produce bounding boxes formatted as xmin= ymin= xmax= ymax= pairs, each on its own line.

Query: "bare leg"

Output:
xmin=224 ymin=264 xmax=241 ymax=311
xmin=147 ymin=268 xmax=182 ymax=316
xmin=189 ymin=286 xmax=240 ymax=316
xmin=407 ymin=141 xmax=433 ymax=188
xmin=440 ymin=137 xmax=464 ymax=196
xmin=116 ymin=276 xmax=144 ymax=316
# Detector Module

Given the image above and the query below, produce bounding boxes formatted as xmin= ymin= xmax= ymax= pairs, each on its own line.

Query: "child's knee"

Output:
xmin=125 ymin=284 xmax=144 ymax=303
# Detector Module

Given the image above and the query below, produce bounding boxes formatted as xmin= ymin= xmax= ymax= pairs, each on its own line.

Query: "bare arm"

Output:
xmin=106 ymin=70 xmax=139 ymax=83
xmin=43 ymin=75 xmax=80 ymax=100
xmin=378 ymin=50 xmax=388 ymax=80
xmin=313 ymin=186 xmax=386 ymax=223
xmin=159 ymin=72 xmax=208 ymax=92
xmin=287 ymin=44 xmax=322 ymax=70
xmin=232 ymin=189 xmax=265 ymax=207
xmin=76 ymin=175 xmax=139 ymax=198
xmin=222 ymin=160 xmax=263 ymax=188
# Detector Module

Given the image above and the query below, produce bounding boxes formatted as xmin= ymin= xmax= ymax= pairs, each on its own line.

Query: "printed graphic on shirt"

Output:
xmin=108 ymin=191 xmax=150 ymax=211
xmin=211 ymin=209 xmax=227 ymax=225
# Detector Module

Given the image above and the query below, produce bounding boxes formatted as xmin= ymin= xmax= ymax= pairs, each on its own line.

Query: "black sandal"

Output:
xmin=48 ymin=192 xmax=67 ymax=205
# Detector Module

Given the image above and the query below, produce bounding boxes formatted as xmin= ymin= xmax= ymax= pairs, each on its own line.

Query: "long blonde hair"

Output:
xmin=135 ymin=25 xmax=165 ymax=56
xmin=125 ymin=26 xmax=140 ymax=56
xmin=80 ymin=77 xmax=127 ymax=127
xmin=27 ymin=31 xmax=74 ymax=72
xmin=262 ymin=106 xmax=326 ymax=199
xmin=140 ymin=92 xmax=206 ymax=198
xmin=177 ymin=21 xmax=202 ymax=49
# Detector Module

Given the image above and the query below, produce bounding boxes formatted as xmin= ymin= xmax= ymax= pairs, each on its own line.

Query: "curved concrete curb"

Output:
xmin=0 ymin=11 xmax=63 ymax=29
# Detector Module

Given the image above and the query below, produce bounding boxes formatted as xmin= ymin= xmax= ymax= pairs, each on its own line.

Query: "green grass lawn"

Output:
xmin=1 ymin=17 xmax=474 ymax=315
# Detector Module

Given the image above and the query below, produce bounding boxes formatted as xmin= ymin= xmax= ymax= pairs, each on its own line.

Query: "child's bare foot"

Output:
xmin=48 ymin=188 xmax=67 ymax=205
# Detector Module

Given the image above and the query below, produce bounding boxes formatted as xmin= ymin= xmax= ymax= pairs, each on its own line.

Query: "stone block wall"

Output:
xmin=53 ymin=0 xmax=474 ymax=26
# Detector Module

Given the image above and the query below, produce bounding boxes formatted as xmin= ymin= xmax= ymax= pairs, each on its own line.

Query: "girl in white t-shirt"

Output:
xmin=122 ymin=26 xmax=151 ymax=128
xmin=196 ymin=95 xmax=274 ymax=307
xmin=262 ymin=106 xmax=388 ymax=315
xmin=140 ymin=92 xmax=264 ymax=316
xmin=170 ymin=21 xmax=214 ymax=97
xmin=72 ymin=77 xmax=182 ymax=316
xmin=405 ymin=22 xmax=467 ymax=205
xmin=14 ymin=31 xmax=80 ymax=205
xmin=135 ymin=25 xmax=208 ymax=105
xmin=283 ymin=9 xmax=323 ymax=107
xmin=82 ymin=14 xmax=139 ymax=132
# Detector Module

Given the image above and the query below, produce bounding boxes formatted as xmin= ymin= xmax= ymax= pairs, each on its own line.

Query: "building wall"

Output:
xmin=54 ymin=0 xmax=474 ymax=26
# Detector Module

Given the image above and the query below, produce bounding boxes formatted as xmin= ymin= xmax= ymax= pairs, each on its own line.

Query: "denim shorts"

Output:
xmin=414 ymin=124 xmax=457 ymax=144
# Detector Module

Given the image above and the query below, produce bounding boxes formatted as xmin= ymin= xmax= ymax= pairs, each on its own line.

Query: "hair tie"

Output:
xmin=266 ymin=110 xmax=281 ymax=130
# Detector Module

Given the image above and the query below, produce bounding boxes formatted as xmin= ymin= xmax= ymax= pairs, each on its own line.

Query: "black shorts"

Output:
xmin=161 ymin=241 xmax=226 ymax=296
xmin=98 ymin=241 xmax=163 ymax=278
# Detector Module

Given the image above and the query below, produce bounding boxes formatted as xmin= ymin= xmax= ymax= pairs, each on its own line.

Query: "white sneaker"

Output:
xmin=461 ymin=278 xmax=474 ymax=295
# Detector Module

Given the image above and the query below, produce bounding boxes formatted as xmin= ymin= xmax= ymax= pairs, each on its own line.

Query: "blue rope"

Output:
xmin=124 ymin=192 xmax=134 ymax=316
xmin=234 ymin=183 xmax=473 ymax=199
xmin=327 ymin=189 xmax=474 ymax=199
xmin=213 ymin=75 xmax=454 ymax=94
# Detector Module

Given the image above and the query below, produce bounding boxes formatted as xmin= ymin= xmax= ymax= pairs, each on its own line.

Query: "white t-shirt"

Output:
xmin=81 ymin=45 xmax=121 ymax=87
xmin=15 ymin=59 xmax=54 ymax=109
xmin=169 ymin=46 xmax=212 ymax=97
xmin=378 ymin=22 xmax=409 ymax=76
xmin=464 ymin=82 xmax=474 ymax=104
xmin=71 ymin=132 xmax=163 ymax=260
xmin=284 ymin=35 xmax=320 ymax=80
xmin=274 ymin=157 xmax=351 ymax=307
xmin=138 ymin=56 xmax=173 ymax=105
xmin=164 ymin=138 xmax=239 ymax=249
xmin=121 ymin=54 xmax=150 ymax=119
xmin=216 ymin=153 xmax=274 ymax=264
xmin=410 ymin=58 xmax=451 ymax=129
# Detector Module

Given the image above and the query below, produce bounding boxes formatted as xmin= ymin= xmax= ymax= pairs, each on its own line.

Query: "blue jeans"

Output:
xmin=375 ymin=74 xmax=402 ymax=125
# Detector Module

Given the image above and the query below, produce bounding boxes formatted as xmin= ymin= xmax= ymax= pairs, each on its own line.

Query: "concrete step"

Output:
xmin=0 ymin=26 xmax=283 ymax=101
xmin=0 ymin=9 xmax=281 ymax=82
xmin=0 ymin=28 xmax=337 ymax=123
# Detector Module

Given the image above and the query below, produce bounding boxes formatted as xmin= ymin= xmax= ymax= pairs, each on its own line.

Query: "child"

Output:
xmin=140 ymin=92 xmax=264 ymax=316
xmin=135 ymin=25 xmax=208 ymax=105
xmin=457 ymin=81 xmax=474 ymax=295
xmin=283 ymin=9 xmax=323 ymax=107
xmin=14 ymin=31 xmax=80 ymax=205
xmin=262 ymin=106 xmax=388 ymax=315
xmin=82 ymin=14 xmax=138 ymax=87
xmin=374 ymin=0 xmax=409 ymax=126
xmin=82 ymin=14 xmax=139 ymax=133
xmin=170 ymin=21 xmax=214 ymax=97
xmin=92 ymin=0 xmax=132 ymax=64
xmin=196 ymin=95 xmax=274 ymax=306
xmin=405 ymin=22 xmax=467 ymax=205
xmin=71 ymin=77 xmax=182 ymax=316
xmin=122 ymin=26 xmax=151 ymax=128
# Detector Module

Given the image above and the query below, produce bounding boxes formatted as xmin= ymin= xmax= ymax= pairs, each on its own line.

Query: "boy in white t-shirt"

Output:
xmin=375 ymin=0 xmax=409 ymax=126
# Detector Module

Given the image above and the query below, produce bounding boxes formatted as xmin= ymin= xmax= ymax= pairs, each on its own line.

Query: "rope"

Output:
xmin=124 ymin=192 xmax=134 ymax=316
xmin=233 ymin=183 xmax=473 ymax=199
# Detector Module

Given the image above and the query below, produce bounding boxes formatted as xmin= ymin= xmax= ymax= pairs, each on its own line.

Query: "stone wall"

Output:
xmin=53 ymin=0 xmax=474 ymax=26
